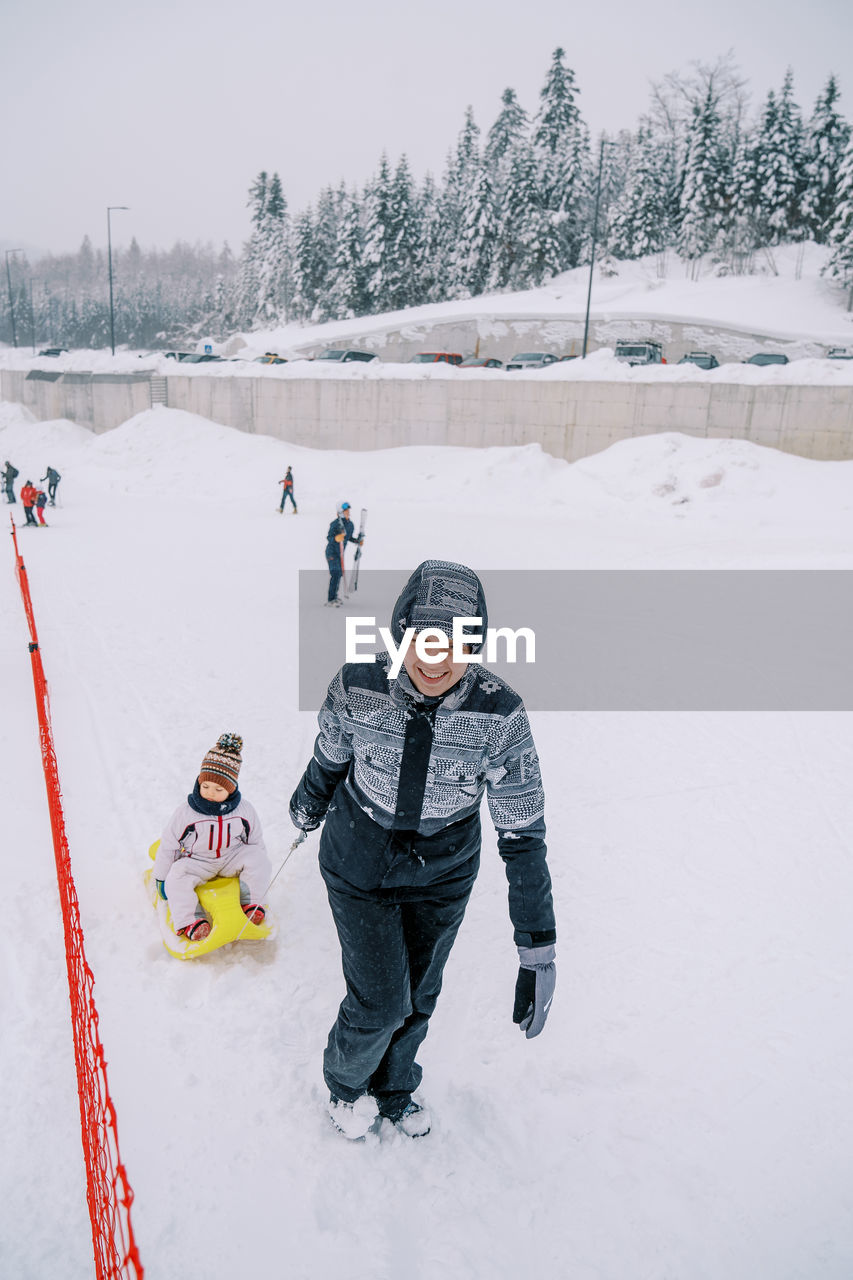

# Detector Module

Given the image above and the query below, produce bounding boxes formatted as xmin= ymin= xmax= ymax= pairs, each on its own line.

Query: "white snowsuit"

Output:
xmin=153 ymin=796 xmax=271 ymax=933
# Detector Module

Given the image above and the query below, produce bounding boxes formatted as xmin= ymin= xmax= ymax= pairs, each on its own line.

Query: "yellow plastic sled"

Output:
xmin=146 ymin=841 xmax=273 ymax=960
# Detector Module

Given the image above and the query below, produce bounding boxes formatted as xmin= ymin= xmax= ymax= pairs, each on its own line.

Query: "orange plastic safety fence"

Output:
xmin=10 ymin=518 xmax=144 ymax=1280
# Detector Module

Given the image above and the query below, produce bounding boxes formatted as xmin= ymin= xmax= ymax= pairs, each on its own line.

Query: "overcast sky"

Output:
xmin=4 ymin=0 xmax=851 ymax=258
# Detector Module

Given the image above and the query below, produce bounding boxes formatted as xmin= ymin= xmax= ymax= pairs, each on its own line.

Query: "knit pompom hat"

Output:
xmin=199 ymin=733 xmax=243 ymax=794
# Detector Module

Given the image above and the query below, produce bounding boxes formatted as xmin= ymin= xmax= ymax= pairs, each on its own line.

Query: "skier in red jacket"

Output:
xmin=20 ymin=481 xmax=39 ymax=526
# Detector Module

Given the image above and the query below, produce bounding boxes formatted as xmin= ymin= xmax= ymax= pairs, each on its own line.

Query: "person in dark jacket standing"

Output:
xmin=290 ymin=560 xmax=556 ymax=1140
xmin=324 ymin=501 xmax=362 ymax=605
xmin=3 ymin=461 xmax=18 ymax=503
xmin=278 ymin=466 xmax=297 ymax=513
xmin=40 ymin=466 xmax=61 ymax=505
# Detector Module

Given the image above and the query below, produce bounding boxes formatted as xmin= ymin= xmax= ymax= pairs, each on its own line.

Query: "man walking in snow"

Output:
xmin=279 ymin=466 xmax=297 ymax=513
xmin=290 ymin=560 xmax=556 ymax=1140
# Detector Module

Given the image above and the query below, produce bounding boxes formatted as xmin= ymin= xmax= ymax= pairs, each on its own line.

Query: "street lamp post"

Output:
xmin=582 ymin=138 xmax=615 ymax=359
xmin=107 ymin=205 xmax=129 ymax=355
xmin=5 ymin=249 xmax=23 ymax=348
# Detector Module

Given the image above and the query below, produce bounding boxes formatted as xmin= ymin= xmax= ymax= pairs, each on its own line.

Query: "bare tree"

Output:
xmin=648 ymin=50 xmax=751 ymax=156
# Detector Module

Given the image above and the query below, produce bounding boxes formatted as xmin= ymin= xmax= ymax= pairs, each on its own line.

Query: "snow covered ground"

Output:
xmin=2 ymin=399 xmax=853 ymax=1279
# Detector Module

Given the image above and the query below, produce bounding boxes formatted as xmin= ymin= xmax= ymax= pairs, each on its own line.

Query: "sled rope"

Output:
xmin=234 ymin=829 xmax=308 ymax=942
xmin=10 ymin=517 xmax=144 ymax=1280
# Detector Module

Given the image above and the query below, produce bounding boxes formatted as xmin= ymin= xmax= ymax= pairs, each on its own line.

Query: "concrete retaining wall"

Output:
xmin=2 ymin=368 xmax=852 ymax=462
xmin=2 ymin=370 xmax=153 ymax=434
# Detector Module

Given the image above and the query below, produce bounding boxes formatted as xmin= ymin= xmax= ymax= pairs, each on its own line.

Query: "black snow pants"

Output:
xmin=321 ymin=816 xmax=480 ymax=1121
xmin=325 ymin=547 xmax=343 ymax=602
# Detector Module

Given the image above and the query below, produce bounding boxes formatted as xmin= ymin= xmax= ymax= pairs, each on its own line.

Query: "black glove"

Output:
xmin=289 ymin=802 xmax=322 ymax=833
xmin=513 ymin=944 xmax=556 ymax=1038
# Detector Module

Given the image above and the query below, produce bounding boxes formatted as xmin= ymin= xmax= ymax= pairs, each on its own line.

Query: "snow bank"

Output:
xmin=242 ymin=241 xmax=853 ymax=354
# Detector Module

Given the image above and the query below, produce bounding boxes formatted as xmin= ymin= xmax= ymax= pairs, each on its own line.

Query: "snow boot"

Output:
xmin=389 ymin=1101 xmax=431 ymax=1138
xmin=242 ymin=904 xmax=265 ymax=925
xmin=327 ymin=1094 xmax=379 ymax=1141
xmin=179 ymin=919 xmax=211 ymax=941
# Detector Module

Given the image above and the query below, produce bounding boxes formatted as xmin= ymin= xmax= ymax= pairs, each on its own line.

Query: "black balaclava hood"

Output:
xmin=390 ymin=560 xmax=488 ymax=651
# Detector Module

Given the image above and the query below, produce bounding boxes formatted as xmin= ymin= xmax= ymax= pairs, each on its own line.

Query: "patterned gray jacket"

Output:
xmin=291 ymin=652 xmax=551 ymax=866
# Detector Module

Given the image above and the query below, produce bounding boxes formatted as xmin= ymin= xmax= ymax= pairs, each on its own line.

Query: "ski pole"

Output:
xmin=234 ymin=828 xmax=308 ymax=941
xmin=352 ymin=507 xmax=367 ymax=592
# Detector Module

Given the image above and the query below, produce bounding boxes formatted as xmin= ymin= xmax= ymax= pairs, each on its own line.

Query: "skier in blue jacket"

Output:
xmin=324 ymin=501 xmax=362 ymax=605
xmin=290 ymin=560 xmax=556 ymax=1140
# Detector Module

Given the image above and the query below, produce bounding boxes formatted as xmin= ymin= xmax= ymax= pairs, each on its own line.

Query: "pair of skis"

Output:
xmin=340 ymin=507 xmax=367 ymax=597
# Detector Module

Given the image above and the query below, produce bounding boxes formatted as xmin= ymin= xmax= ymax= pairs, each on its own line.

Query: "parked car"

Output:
xmin=409 ymin=352 xmax=463 ymax=365
xmin=827 ymin=346 xmax=853 ymax=360
xmin=678 ymin=351 xmax=719 ymax=370
xmin=559 ymin=354 xmax=579 ymax=362
xmin=253 ymin=352 xmax=288 ymax=365
xmin=614 ymin=340 xmax=666 ymax=366
xmin=315 ymin=348 xmax=378 ymax=363
xmin=505 ymin=352 xmax=559 ymax=371
xmin=38 ymin=347 xmax=68 ymax=357
xmin=459 ymin=356 xmax=503 ymax=368
xmin=744 ymin=352 xmax=789 ymax=366
xmin=180 ymin=353 xmax=226 ymax=363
